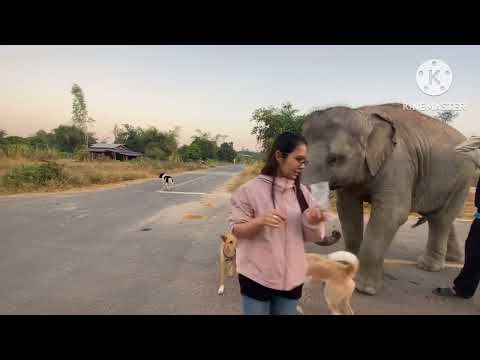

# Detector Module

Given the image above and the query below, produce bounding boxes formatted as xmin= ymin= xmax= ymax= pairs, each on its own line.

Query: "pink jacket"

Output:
xmin=228 ymin=174 xmax=330 ymax=291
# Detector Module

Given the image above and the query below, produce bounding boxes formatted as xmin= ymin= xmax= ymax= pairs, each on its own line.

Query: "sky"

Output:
xmin=0 ymin=45 xmax=479 ymax=151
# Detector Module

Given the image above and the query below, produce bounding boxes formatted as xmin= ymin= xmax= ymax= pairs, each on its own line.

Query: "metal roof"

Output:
xmin=90 ymin=144 xmax=124 ymax=149
xmin=88 ymin=144 xmax=142 ymax=156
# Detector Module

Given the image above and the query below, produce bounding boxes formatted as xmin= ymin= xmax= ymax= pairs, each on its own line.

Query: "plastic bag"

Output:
xmin=310 ymin=181 xmax=331 ymax=209
xmin=309 ymin=181 xmax=340 ymax=242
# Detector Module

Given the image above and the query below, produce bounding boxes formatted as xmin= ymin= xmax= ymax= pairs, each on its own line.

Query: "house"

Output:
xmin=88 ymin=144 xmax=143 ymax=161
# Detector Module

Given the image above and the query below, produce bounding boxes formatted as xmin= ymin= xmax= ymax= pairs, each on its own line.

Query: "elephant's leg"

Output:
xmin=426 ymin=183 xmax=469 ymax=266
xmin=446 ymin=224 xmax=464 ymax=263
xmin=356 ymin=206 xmax=408 ymax=295
xmin=336 ymin=189 xmax=364 ymax=254
xmin=417 ymin=221 xmax=451 ymax=271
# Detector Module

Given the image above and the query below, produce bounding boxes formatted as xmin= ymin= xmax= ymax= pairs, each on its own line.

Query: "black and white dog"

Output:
xmin=159 ymin=173 xmax=175 ymax=191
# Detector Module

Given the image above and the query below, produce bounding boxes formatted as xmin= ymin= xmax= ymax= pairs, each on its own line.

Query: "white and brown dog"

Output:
xmin=159 ymin=172 xmax=175 ymax=191
xmin=298 ymin=250 xmax=359 ymax=315
xmin=217 ymin=232 xmax=237 ymax=295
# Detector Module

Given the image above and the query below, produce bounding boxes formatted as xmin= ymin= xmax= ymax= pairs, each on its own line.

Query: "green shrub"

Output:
xmin=2 ymin=162 xmax=66 ymax=190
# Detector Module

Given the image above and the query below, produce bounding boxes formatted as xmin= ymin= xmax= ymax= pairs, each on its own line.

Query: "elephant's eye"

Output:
xmin=327 ymin=154 xmax=344 ymax=166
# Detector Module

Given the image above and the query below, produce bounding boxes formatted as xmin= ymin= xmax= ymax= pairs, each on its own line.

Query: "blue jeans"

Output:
xmin=242 ymin=295 xmax=300 ymax=315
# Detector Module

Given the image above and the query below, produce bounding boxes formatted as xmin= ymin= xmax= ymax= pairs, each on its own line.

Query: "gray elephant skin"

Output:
xmin=301 ymin=103 xmax=477 ymax=295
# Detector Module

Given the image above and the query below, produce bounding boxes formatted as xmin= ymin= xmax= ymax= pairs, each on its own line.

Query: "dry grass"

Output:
xmin=0 ymin=157 xmax=212 ymax=195
xmin=226 ymin=162 xmax=264 ymax=192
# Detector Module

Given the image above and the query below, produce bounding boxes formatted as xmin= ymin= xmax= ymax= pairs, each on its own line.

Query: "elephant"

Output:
xmin=301 ymin=103 xmax=477 ymax=295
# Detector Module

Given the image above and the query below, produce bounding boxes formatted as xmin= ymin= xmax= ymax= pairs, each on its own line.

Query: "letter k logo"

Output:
xmin=429 ymin=69 xmax=441 ymax=85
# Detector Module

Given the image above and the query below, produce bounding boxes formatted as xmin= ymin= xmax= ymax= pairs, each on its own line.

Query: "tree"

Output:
xmin=190 ymin=137 xmax=217 ymax=160
xmin=237 ymin=149 xmax=263 ymax=161
xmin=250 ymin=102 xmax=305 ymax=153
xmin=218 ymin=142 xmax=237 ymax=162
xmin=27 ymin=130 xmax=56 ymax=149
xmin=190 ymin=130 xmax=219 ymax=160
xmin=2 ymin=136 xmax=29 ymax=145
xmin=113 ymin=124 xmax=144 ymax=152
xmin=178 ymin=145 xmax=190 ymax=161
xmin=143 ymin=126 xmax=179 ymax=156
xmin=113 ymin=124 xmax=180 ymax=157
xmin=214 ymin=134 xmax=228 ymax=144
xmin=113 ymin=124 xmax=121 ymax=144
xmin=71 ymin=83 xmax=95 ymax=150
xmin=0 ymin=129 xmax=6 ymax=146
xmin=186 ymin=142 xmax=202 ymax=161
xmin=437 ymin=110 xmax=459 ymax=124
xmin=53 ymin=125 xmax=96 ymax=153
xmin=145 ymin=143 xmax=168 ymax=160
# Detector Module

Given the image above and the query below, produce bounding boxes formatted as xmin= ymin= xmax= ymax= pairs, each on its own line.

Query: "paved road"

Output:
xmin=0 ymin=164 xmax=479 ymax=314
xmin=0 ymin=165 xmax=244 ymax=314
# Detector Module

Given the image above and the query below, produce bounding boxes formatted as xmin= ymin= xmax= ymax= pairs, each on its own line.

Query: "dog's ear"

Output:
xmin=220 ymin=234 xmax=227 ymax=242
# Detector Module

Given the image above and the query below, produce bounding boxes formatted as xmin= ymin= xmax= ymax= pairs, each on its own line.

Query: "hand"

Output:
xmin=255 ymin=209 xmax=287 ymax=228
xmin=304 ymin=208 xmax=334 ymax=225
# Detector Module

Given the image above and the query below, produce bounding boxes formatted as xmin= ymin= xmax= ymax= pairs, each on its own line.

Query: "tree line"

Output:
xmin=0 ymin=84 xmax=239 ymax=163
xmin=0 ymin=123 xmax=238 ymax=163
xmin=113 ymin=125 xmax=237 ymax=162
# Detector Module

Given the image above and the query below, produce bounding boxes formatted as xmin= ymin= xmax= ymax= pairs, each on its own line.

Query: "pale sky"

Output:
xmin=1 ymin=45 xmax=479 ymax=151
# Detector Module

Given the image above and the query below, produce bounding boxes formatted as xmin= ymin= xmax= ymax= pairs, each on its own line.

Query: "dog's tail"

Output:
xmin=327 ymin=251 xmax=359 ymax=278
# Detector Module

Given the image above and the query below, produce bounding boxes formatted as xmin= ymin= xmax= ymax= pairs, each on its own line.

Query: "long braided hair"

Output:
xmin=260 ymin=132 xmax=309 ymax=213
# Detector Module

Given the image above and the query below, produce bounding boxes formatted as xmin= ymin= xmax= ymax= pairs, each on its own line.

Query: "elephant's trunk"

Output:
xmin=301 ymin=160 xmax=331 ymax=185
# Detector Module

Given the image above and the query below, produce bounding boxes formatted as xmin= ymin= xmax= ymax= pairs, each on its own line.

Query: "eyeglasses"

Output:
xmin=279 ymin=152 xmax=309 ymax=166
xmin=295 ymin=158 xmax=309 ymax=166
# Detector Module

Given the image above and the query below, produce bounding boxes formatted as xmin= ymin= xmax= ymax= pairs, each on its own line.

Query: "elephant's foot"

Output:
xmin=445 ymin=253 xmax=464 ymax=264
xmin=416 ymin=254 xmax=445 ymax=272
xmin=355 ymin=273 xmax=381 ymax=296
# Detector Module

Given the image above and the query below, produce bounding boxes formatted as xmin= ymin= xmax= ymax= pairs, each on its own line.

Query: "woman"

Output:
xmin=228 ymin=132 xmax=337 ymax=315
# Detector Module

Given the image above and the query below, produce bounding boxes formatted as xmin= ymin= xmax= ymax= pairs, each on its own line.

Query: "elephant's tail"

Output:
xmin=411 ymin=216 xmax=428 ymax=228
xmin=328 ymin=251 xmax=359 ymax=278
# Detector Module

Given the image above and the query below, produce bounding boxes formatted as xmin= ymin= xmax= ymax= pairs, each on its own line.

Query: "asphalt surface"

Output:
xmin=0 ymin=164 xmax=479 ymax=314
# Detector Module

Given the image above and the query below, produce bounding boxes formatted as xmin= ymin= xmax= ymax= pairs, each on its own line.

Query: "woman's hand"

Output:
xmin=232 ymin=209 xmax=286 ymax=238
xmin=304 ymin=208 xmax=333 ymax=225
xmin=255 ymin=209 xmax=287 ymax=228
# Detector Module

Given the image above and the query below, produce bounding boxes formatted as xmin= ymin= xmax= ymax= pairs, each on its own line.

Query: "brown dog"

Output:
xmin=217 ymin=232 xmax=237 ymax=295
xmin=300 ymin=251 xmax=359 ymax=315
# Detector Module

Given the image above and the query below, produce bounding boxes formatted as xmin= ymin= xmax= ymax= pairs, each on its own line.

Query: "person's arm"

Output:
xmin=233 ymin=211 xmax=285 ymax=238
xmin=228 ymin=186 xmax=286 ymax=239
xmin=232 ymin=218 xmax=263 ymax=239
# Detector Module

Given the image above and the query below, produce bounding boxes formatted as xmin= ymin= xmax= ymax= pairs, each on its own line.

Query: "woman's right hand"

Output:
xmin=255 ymin=209 xmax=287 ymax=228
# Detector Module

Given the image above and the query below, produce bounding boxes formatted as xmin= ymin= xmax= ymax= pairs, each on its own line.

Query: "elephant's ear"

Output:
xmin=365 ymin=112 xmax=397 ymax=177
